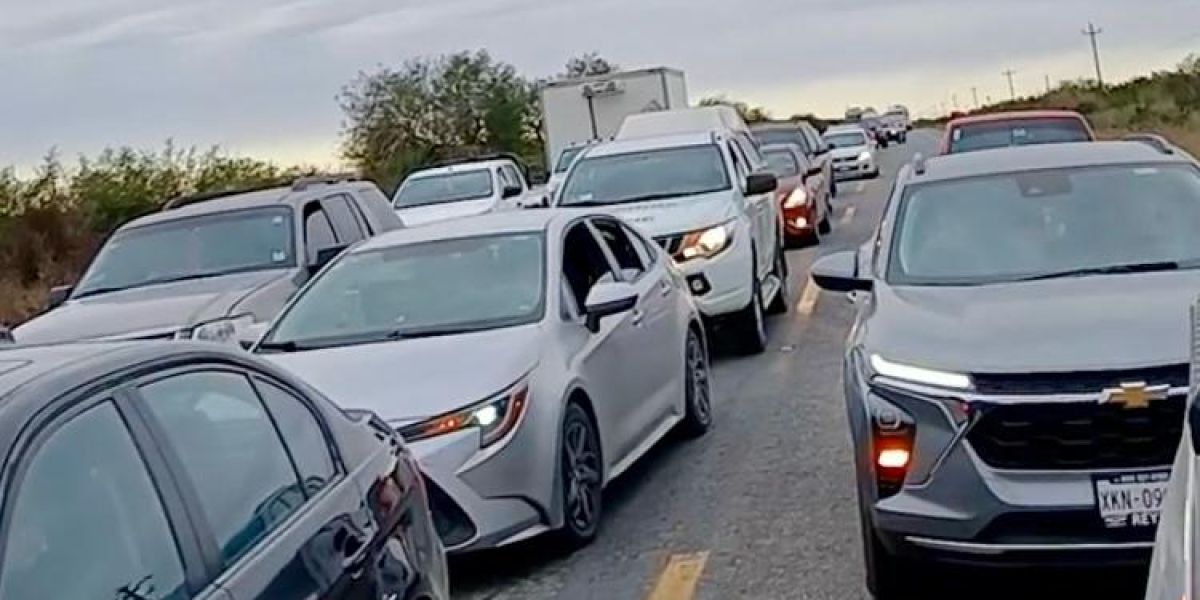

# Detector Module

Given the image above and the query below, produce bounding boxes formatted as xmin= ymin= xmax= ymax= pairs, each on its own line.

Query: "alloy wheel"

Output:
xmin=687 ymin=333 xmax=712 ymax=426
xmin=563 ymin=413 xmax=601 ymax=534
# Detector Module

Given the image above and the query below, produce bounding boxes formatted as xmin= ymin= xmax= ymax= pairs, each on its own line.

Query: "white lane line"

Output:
xmin=840 ymin=205 xmax=857 ymax=227
xmin=796 ymin=277 xmax=820 ymax=316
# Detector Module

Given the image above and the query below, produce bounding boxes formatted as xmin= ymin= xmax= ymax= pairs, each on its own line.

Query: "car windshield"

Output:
xmin=555 ymin=147 xmax=586 ymax=173
xmin=754 ymin=129 xmax=809 ymax=152
xmin=764 ymin=149 xmax=800 ymax=178
xmin=825 ymin=132 xmax=867 ymax=148
xmin=263 ymin=232 xmax=545 ymax=349
xmin=949 ymin=118 xmax=1092 ymax=153
xmin=888 ymin=164 xmax=1200 ymax=285
xmin=558 ymin=144 xmax=730 ymax=207
xmin=393 ymin=170 xmax=493 ymax=208
xmin=74 ymin=208 xmax=295 ymax=298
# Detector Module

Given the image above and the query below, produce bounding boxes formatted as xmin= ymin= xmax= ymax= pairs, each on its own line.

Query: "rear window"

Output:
xmin=754 ymin=129 xmax=811 ymax=153
xmin=949 ymin=118 xmax=1092 ymax=154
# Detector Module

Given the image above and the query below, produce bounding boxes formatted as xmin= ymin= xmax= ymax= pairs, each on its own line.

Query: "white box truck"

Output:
xmin=540 ymin=67 xmax=688 ymax=171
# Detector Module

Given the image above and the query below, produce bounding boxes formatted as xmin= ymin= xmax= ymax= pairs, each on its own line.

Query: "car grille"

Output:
xmin=654 ymin=234 xmax=684 ymax=256
xmin=972 ymin=364 xmax=1188 ymax=395
xmin=833 ymin=156 xmax=857 ymax=163
xmin=423 ymin=477 xmax=476 ymax=548
xmin=967 ymin=393 xmax=1186 ymax=471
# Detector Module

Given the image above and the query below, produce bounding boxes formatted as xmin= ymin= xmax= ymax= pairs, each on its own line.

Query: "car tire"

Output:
xmin=863 ymin=526 xmax=918 ymax=600
xmin=730 ymin=269 xmax=768 ymax=355
xmin=830 ymin=179 xmax=839 ymax=199
xmin=554 ymin=402 xmax=603 ymax=550
xmin=766 ymin=245 xmax=789 ymax=315
xmin=818 ymin=211 xmax=832 ymax=235
xmin=678 ymin=327 xmax=713 ymax=438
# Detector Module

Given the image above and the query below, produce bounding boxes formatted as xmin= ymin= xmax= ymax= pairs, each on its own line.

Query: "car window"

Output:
xmin=255 ymin=379 xmax=337 ymax=497
xmin=558 ymin=145 xmax=731 ymax=208
xmin=591 ymin=219 xmax=646 ymax=281
xmin=323 ymin=195 xmax=366 ymax=245
xmin=139 ymin=371 xmax=305 ymax=568
xmin=727 ymin=142 xmax=748 ymax=182
xmin=764 ymin=149 xmax=801 ymax=178
xmin=394 ymin=170 xmax=494 ymax=208
xmin=502 ymin=165 xmax=524 ymax=190
xmin=622 ymin=223 xmax=656 ymax=268
xmin=305 ymin=204 xmax=338 ymax=260
xmin=800 ymin=126 xmax=823 ymax=155
xmin=736 ymin=133 xmax=764 ymax=166
xmin=949 ymin=118 xmax=1092 ymax=154
xmin=496 ymin=167 xmax=514 ymax=189
xmin=562 ymin=222 xmax=618 ymax=312
xmin=0 ymin=402 xmax=187 ymax=600
xmin=753 ymin=129 xmax=806 ymax=151
xmin=555 ymin=147 xmax=586 ymax=173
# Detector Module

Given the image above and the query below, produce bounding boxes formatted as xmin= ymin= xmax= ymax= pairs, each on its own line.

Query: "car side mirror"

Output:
xmin=47 ymin=285 xmax=73 ymax=310
xmin=805 ymin=165 xmax=823 ymax=178
xmin=745 ymin=172 xmax=778 ymax=195
xmin=501 ymin=184 xmax=523 ymax=199
xmin=309 ymin=244 xmax=348 ymax=275
xmin=583 ymin=281 xmax=638 ymax=333
xmin=812 ymin=250 xmax=873 ymax=293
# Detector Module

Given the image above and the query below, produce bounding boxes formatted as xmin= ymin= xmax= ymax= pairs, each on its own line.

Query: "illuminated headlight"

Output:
xmin=678 ymin=222 xmax=734 ymax=261
xmin=181 ymin=315 xmax=256 ymax=344
xmin=399 ymin=381 xmax=529 ymax=448
xmin=869 ymin=354 xmax=972 ymax=390
xmin=783 ymin=188 xmax=809 ymax=208
xmin=857 ymin=151 xmax=872 ymax=162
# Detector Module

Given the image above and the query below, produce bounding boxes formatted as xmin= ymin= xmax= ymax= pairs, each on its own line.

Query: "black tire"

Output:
xmin=766 ymin=245 xmax=789 ymax=315
xmin=555 ymin=403 xmax=602 ymax=550
xmin=818 ymin=211 xmax=832 ymax=235
xmin=678 ymin=327 xmax=713 ymax=438
xmin=729 ymin=271 xmax=768 ymax=355
xmin=830 ymin=179 xmax=839 ymax=199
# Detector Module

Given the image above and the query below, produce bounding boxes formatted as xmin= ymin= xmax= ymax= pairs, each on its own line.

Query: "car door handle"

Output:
xmin=631 ymin=309 xmax=645 ymax=327
xmin=659 ymin=280 xmax=673 ymax=297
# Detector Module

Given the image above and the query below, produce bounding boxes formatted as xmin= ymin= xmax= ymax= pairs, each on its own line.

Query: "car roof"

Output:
xmin=761 ymin=143 xmax=803 ymax=155
xmin=405 ymin=159 xmax=513 ymax=180
xmin=749 ymin=121 xmax=802 ymax=132
xmin=912 ymin=141 xmax=1192 ymax=184
xmin=354 ymin=209 xmax=579 ymax=251
xmin=947 ymin=110 xmax=1086 ymax=127
xmin=583 ymin=132 xmax=719 ymax=157
xmin=824 ymin=125 xmax=867 ymax=134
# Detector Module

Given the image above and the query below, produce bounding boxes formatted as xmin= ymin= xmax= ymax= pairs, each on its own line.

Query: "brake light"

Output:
xmin=869 ymin=395 xmax=916 ymax=499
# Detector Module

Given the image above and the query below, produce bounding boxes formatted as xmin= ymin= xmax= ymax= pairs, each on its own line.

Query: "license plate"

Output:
xmin=836 ymin=166 xmax=854 ymax=172
xmin=1093 ymin=471 xmax=1170 ymax=529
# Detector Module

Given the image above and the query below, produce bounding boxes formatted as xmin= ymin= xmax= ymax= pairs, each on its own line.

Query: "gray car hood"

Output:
xmin=14 ymin=270 xmax=291 ymax=344
xmin=867 ymin=270 xmax=1200 ymax=373
xmin=261 ymin=324 xmax=542 ymax=424
xmin=599 ymin=190 xmax=740 ymax=238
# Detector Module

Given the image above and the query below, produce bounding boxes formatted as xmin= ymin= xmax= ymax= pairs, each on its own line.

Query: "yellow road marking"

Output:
xmin=796 ymin=276 xmax=820 ymax=315
xmin=840 ymin=205 xmax=857 ymax=227
xmin=646 ymin=552 xmax=710 ymax=600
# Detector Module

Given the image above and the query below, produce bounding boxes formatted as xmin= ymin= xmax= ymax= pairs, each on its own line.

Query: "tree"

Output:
xmin=562 ymin=53 xmax=618 ymax=79
xmin=698 ymin=96 xmax=772 ymax=124
xmin=339 ymin=50 xmax=542 ymax=192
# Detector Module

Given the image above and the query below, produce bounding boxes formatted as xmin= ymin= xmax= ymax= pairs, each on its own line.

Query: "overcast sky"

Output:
xmin=3 ymin=0 xmax=1199 ymax=170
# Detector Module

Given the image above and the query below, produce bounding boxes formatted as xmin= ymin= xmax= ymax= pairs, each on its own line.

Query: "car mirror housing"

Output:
xmin=501 ymin=184 xmax=523 ymax=199
xmin=47 ymin=285 xmax=73 ymax=310
xmin=745 ymin=172 xmax=778 ymax=195
xmin=812 ymin=250 xmax=873 ymax=293
xmin=805 ymin=165 xmax=823 ymax=178
xmin=583 ymin=281 xmax=638 ymax=333
xmin=309 ymin=244 xmax=349 ymax=275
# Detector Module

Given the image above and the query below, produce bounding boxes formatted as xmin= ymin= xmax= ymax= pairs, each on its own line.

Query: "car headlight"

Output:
xmin=182 ymin=315 xmax=256 ymax=344
xmin=399 ymin=381 xmax=529 ymax=448
xmin=869 ymin=354 xmax=972 ymax=390
xmin=678 ymin=222 xmax=734 ymax=261
xmin=857 ymin=151 xmax=872 ymax=162
xmin=783 ymin=188 xmax=809 ymax=208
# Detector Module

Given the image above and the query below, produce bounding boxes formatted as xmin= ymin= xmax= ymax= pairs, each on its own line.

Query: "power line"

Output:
xmin=1002 ymin=69 xmax=1018 ymax=100
xmin=1083 ymin=22 xmax=1105 ymax=87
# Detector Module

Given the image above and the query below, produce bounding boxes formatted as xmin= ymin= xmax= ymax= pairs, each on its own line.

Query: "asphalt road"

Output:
xmin=451 ymin=131 xmax=1151 ymax=600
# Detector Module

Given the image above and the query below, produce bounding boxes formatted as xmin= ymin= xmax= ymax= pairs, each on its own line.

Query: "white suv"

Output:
xmin=392 ymin=156 xmax=533 ymax=226
xmin=555 ymin=131 xmax=788 ymax=353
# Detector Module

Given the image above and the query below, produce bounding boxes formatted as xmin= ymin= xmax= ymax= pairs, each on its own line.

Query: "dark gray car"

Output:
xmin=812 ymin=141 xmax=1200 ymax=598
xmin=14 ymin=177 xmax=401 ymax=346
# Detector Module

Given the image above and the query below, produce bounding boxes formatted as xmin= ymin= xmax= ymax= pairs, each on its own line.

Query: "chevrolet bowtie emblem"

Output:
xmin=1098 ymin=382 xmax=1170 ymax=410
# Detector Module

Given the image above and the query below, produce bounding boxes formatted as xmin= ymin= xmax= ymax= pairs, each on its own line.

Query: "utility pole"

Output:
xmin=1083 ymin=22 xmax=1105 ymax=87
xmin=951 ymin=93 xmax=959 ymax=110
xmin=971 ymin=87 xmax=980 ymax=108
xmin=1002 ymin=69 xmax=1018 ymax=100
xmin=1045 ymin=74 xmax=1052 ymax=94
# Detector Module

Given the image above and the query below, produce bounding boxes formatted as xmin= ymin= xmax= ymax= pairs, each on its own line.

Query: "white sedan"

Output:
xmin=254 ymin=209 xmax=712 ymax=553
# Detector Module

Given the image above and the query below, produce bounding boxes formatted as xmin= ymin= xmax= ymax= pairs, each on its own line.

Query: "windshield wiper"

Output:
xmin=74 ymin=271 xmax=231 ymax=300
xmin=1016 ymin=261 xmax=1180 ymax=282
xmin=255 ymin=340 xmax=303 ymax=353
xmin=385 ymin=326 xmax=485 ymax=340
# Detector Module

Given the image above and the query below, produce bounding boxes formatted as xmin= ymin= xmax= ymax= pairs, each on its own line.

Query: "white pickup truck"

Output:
xmin=391 ymin=155 xmax=547 ymax=226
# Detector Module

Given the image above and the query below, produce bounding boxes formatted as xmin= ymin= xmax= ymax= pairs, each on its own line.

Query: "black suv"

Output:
xmin=15 ymin=176 xmax=402 ymax=346
xmin=0 ymin=341 xmax=447 ymax=599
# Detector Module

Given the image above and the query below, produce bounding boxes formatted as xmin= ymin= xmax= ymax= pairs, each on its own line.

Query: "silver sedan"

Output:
xmin=254 ymin=209 xmax=712 ymax=553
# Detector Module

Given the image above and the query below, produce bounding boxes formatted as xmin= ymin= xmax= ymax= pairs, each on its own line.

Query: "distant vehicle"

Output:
xmin=750 ymin=120 xmax=835 ymax=202
xmin=541 ymin=67 xmax=688 ymax=173
xmin=617 ymin=104 xmax=748 ymax=141
xmin=0 ymin=340 xmax=448 ymax=600
xmin=15 ymin=177 xmax=401 ymax=346
xmin=561 ymin=113 xmax=788 ymax=354
xmin=823 ymin=126 xmax=879 ymax=180
xmin=392 ymin=155 xmax=535 ymax=227
xmin=762 ymin=143 xmax=831 ymax=246
xmin=859 ymin=116 xmax=889 ymax=147
xmin=547 ymin=141 xmax=595 ymax=199
xmin=811 ymin=141 xmax=1200 ymax=598
xmin=880 ymin=108 xmax=909 ymax=143
xmin=255 ymin=210 xmax=713 ymax=554
xmin=939 ymin=110 xmax=1096 ymax=154
xmin=886 ymin=105 xmax=911 ymax=131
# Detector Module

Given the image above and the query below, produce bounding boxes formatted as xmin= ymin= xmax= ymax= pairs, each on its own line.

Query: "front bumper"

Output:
xmin=663 ymin=227 xmax=754 ymax=318
xmin=833 ymin=159 xmax=876 ymax=180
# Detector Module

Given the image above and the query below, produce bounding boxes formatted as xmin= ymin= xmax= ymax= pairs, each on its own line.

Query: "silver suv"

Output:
xmin=812 ymin=141 xmax=1200 ymax=598
xmin=15 ymin=177 xmax=401 ymax=346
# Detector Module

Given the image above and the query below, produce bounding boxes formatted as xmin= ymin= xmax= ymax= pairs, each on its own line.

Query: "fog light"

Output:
xmin=877 ymin=448 xmax=911 ymax=469
xmin=687 ymin=274 xmax=712 ymax=295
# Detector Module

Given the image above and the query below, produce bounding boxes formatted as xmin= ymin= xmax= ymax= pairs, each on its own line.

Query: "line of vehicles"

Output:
xmin=5 ymin=62 xmax=1197 ymax=600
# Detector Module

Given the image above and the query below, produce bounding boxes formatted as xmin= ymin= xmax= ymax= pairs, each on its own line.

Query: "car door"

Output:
xmin=134 ymin=369 xmax=380 ymax=600
xmin=728 ymin=138 xmax=771 ymax=282
xmin=0 ymin=397 xmax=228 ymax=600
xmin=323 ymin=194 xmax=369 ymax=247
xmin=590 ymin=218 xmax=681 ymax=441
